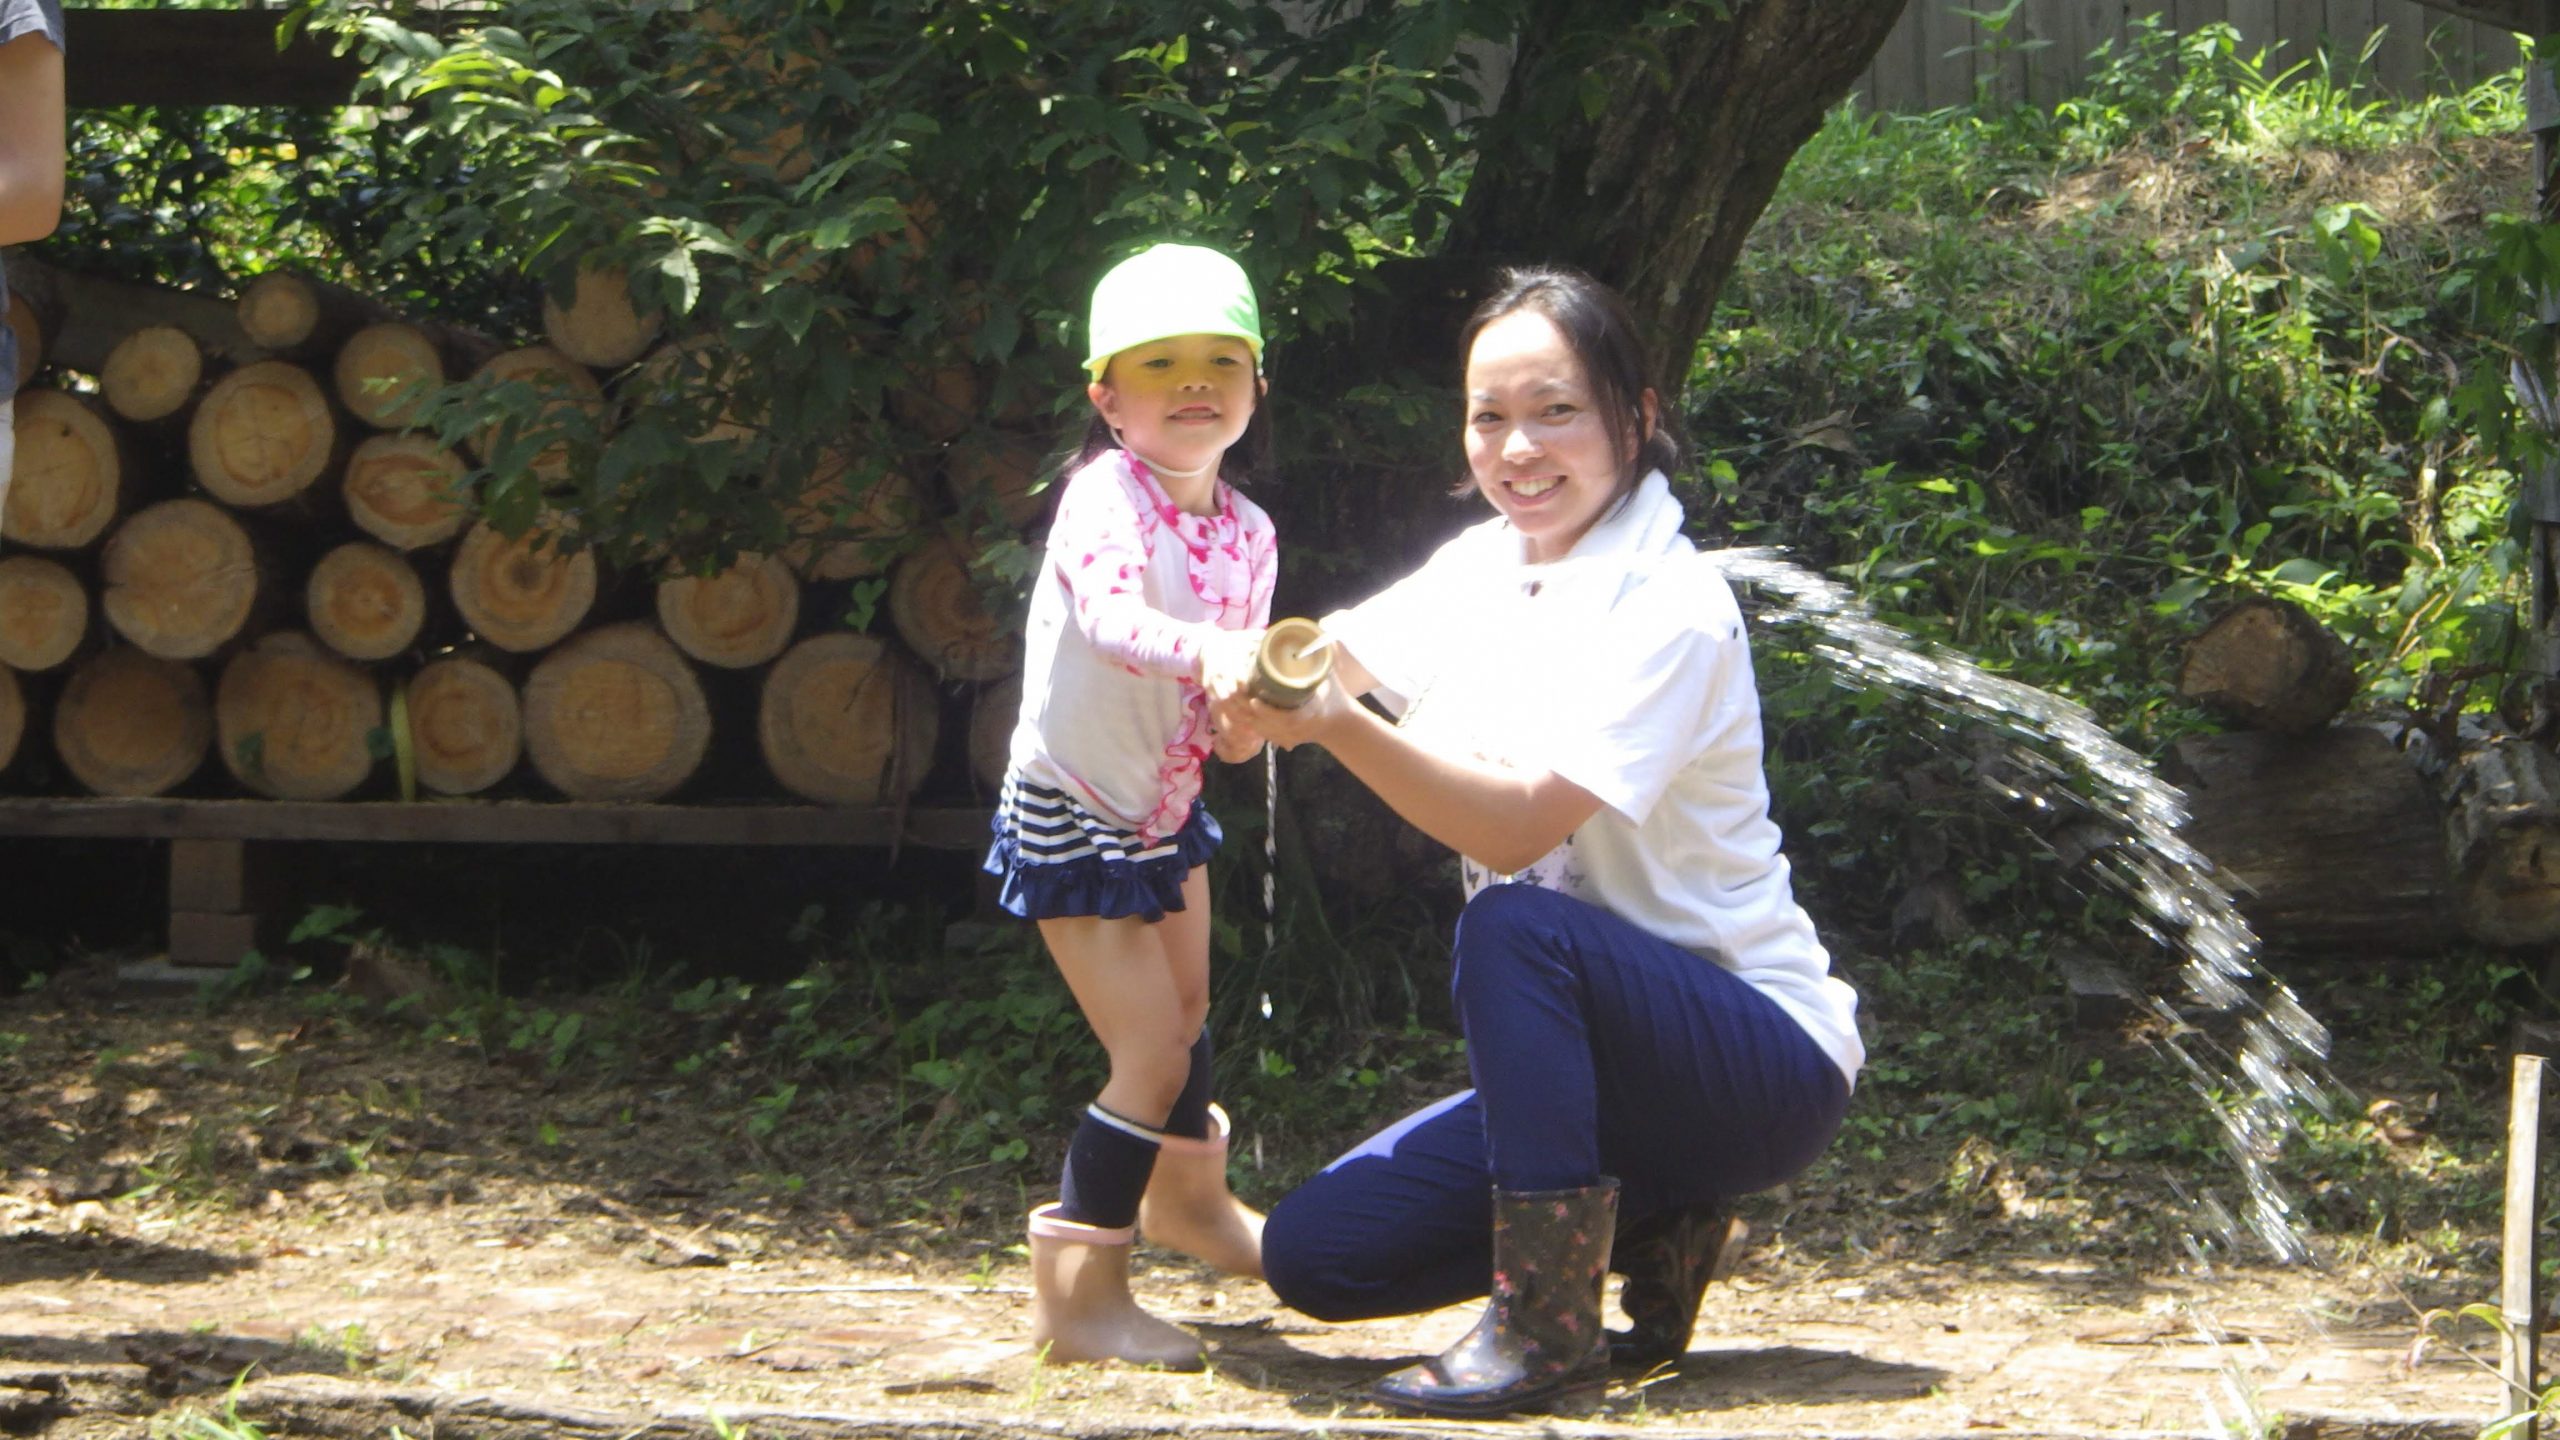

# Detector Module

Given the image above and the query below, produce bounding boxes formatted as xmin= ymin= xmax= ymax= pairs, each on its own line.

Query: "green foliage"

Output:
xmin=283 ymin=0 xmax=1491 ymax=575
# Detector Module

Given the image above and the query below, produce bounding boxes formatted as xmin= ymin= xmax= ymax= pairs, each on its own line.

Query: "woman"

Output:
xmin=1227 ymin=267 xmax=1863 ymax=1417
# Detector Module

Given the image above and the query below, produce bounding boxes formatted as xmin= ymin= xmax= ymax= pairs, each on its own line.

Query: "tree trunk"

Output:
xmin=98 ymin=323 xmax=206 ymax=427
xmin=343 ymin=433 xmax=472 ymax=551
xmin=188 ymin=358 xmax=347 ymax=510
xmin=0 ymin=553 xmax=91 ymax=673
xmin=757 ymin=631 xmax=938 ymax=806
xmin=4 ymin=387 xmax=137 ymax=551
xmin=2178 ymin=595 xmax=2359 ymax=736
xmin=2445 ymin=736 xmax=2560 ymax=947
xmin=52 ymin=646 xmax=212 ymax=797
xmin=522 ymin=621 xmax=711 ymax=802
xmin=654 ymin=550 xmax=799 ymax=670
xmin=405 ymin=648 xmax=522 ymax=797
xmin=305 ymin=540 xmax=429 ymax=663
xmin=887 ymin=533 xmax=1019 ymax=682
xmin=215 ymin=630 xmax=384 ymax=800
xmin=448 ymin=518 xmax=599 ymax=654
xmin=2163 ymin=727 xmax=2456 ymax=956
xmin=100 ymin=497 xmax=268 ymax=661
xmin=1443 ymin=0 xmax=1913 ymax=383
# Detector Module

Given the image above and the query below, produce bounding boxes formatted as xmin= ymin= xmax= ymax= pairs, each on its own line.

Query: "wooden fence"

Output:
xmin=1857 ymin=1 xmax=2528 ymax=113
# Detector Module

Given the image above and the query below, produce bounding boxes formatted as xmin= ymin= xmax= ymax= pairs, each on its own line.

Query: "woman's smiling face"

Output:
xmin=1462 ymin=310 xmax=1643 ymax=563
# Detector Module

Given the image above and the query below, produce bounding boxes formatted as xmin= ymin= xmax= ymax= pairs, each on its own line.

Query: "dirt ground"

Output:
xmin=0 ymin=975 xmax=2521 ymax=1440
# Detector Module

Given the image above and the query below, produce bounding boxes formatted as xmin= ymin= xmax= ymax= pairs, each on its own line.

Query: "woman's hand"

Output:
xmin=1244 ymin=671 xmax=1358 ymax=751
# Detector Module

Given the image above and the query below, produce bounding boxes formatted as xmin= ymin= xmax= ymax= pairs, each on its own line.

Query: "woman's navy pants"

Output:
xmin=1262 ymin=883 xmax=1851 ymax=1322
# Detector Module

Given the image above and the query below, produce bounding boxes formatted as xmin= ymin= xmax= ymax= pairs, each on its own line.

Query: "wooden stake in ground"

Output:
xmin=406 ymin=649 xmax=522 ymax=796
xmin=522 ymin=621 xmax=711 ymax=802
xmin=100 ymin=498 xmax=264 ymax=661
xmin=306 ymin=540 xmax=428 ymax=662
xmin=0 ymin=553 xmax=91 ymax=672
xmin=188 ymin=359 xmax=345 ymax=509
xmin=888 ymin=534 xmax=1020 ymax=682
xmin=4 ymin=387 xmax=135 ymax=551
xmin=655 ymin=551 xmax=798 ymax=670
xmin=215 ymin=630 xmax=384 ymax=800
xmin=758 ymin=631 xmax=939 ymax=805
xmin=2503 ymin=1051 xmax=2545 ymax=1439
xmin=449 ymin=518 xmax=598 ymax=653
xmin=541 ymin=262 xmax=663 ymax=371
xmin=2177 ymin=595 xmax=2358 ymax=736
xmin=52 ymin=647 xmax=212 ymax=797
xmin=343 ymin=433 xmax=471 ymax=551
xmin=98 ymin=324 xmax=207 ymax=427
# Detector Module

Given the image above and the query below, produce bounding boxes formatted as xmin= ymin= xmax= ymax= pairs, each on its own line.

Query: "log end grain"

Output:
xmin=189 ymin=359 xmax=339 ymax=508
xmin=887 ymin=536 xmax=1020 ymax=682
xmin=5 ymin=388 xmax=126 ymax=550
xmin=53 ymin=648 xmax=212 ymax=797
xmin=215 ymin=630 xmax=384 ymax=800
xmin=344 ymin=433 xmax=471 ymax=551
xmin=758 ymin=632 xmax=939 ymax=805
xmin=523 ymin=621 xmax=710 ymax=802
xmin=450 ymin=519 xmax=599 ymax=654
xmin=655 ymin=551 xmax=799 ymax=669
xmin=541 ymin=263 xmax=663 ymax=372
xmin=781 ymin=454 xmax=919 ymax=581
xmin=101 ymin=498 xmax=260 ymax=661
xmin=100 ymin=324 xmax=205 ymax=424
xmin=0 ymin=664 xmax=21 ymax=773
xmin=0 ymin=553 xmax=90 ymax=672
xmin=408 ymin=653 xmax=522 ymax=796
xmin=334 ymin=321 xmax=448 ymax=431
xmin=468 ymin=345 xmax=606 ymax=487
xmin=307 ymin=541 xmax=428 ymax=662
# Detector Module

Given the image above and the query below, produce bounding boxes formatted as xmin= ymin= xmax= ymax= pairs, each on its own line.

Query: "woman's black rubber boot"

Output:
xmin=1608 ymin=1202 xmax=1747 ymax=1367
xmin=1371 ymin=1180 xmax=1618 ymax=1418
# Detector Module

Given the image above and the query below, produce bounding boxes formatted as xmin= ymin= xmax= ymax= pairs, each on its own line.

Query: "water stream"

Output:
xmin=1706 ymin=545 xmax=2340 ymax=1267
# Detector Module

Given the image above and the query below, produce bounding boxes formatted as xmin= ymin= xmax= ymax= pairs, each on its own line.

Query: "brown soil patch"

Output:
xmin=0 ymin=984 xmax=2513 ymax=1440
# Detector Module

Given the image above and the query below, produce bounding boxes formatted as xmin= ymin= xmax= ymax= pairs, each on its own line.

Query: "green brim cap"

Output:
xmin=1084 ymin=243 xmax=1264 ymax=379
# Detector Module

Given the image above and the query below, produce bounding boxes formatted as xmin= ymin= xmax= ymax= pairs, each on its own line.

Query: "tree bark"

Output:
xmin=2445 ymin=736 xmax=2560 ymax=947
xmin=1443 ymin=0 xmax=1913 ymax=383
xmin=2164 ymin=727 xmax=2456 ymax=956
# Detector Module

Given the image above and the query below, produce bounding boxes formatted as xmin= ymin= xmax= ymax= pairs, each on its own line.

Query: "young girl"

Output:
xmin=985 ymin=242 xmax=1277 ymax=1369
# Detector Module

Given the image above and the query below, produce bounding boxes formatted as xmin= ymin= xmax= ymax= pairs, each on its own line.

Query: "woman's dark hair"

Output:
xmin=1057 ymin=361 xmax=1275 ymax=499
xmin=1457 ymin=266 xmax=1683 ymax=506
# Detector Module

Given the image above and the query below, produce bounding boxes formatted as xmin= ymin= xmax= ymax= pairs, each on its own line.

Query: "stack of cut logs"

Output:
xmin=0 ymin=256 xmax=1037 ymax=807
xmin=2165 ymin=593 xmax=2560 ymax=956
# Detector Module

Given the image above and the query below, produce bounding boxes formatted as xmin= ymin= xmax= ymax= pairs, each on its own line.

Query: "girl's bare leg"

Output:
xmin=1137 ymin=866 xmax=1266 ymax=1277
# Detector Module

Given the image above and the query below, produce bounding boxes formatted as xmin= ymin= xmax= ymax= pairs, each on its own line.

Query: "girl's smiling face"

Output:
xmin=1088 ymin=332 xmax=1260 ymax=482
xmin=1463 ymin=310 xmax=1653 ymax=563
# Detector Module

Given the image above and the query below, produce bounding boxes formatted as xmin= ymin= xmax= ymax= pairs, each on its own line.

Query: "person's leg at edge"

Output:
xmin=1134 ymin=865 xmax=1267 ymax=1276
xmin=1028 ymin=887 xmax=1210 ymax=1368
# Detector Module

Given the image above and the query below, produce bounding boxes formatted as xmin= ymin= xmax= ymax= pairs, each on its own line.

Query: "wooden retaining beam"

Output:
xmin=0 ymin=798 xmax=988 ymax=971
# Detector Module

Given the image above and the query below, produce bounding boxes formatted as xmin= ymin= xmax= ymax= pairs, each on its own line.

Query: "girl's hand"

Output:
xmin=1197 ymin=627 xmax=1263 ymax=705
xmin=1211 ymin=719 xmax=1266 ymax=763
